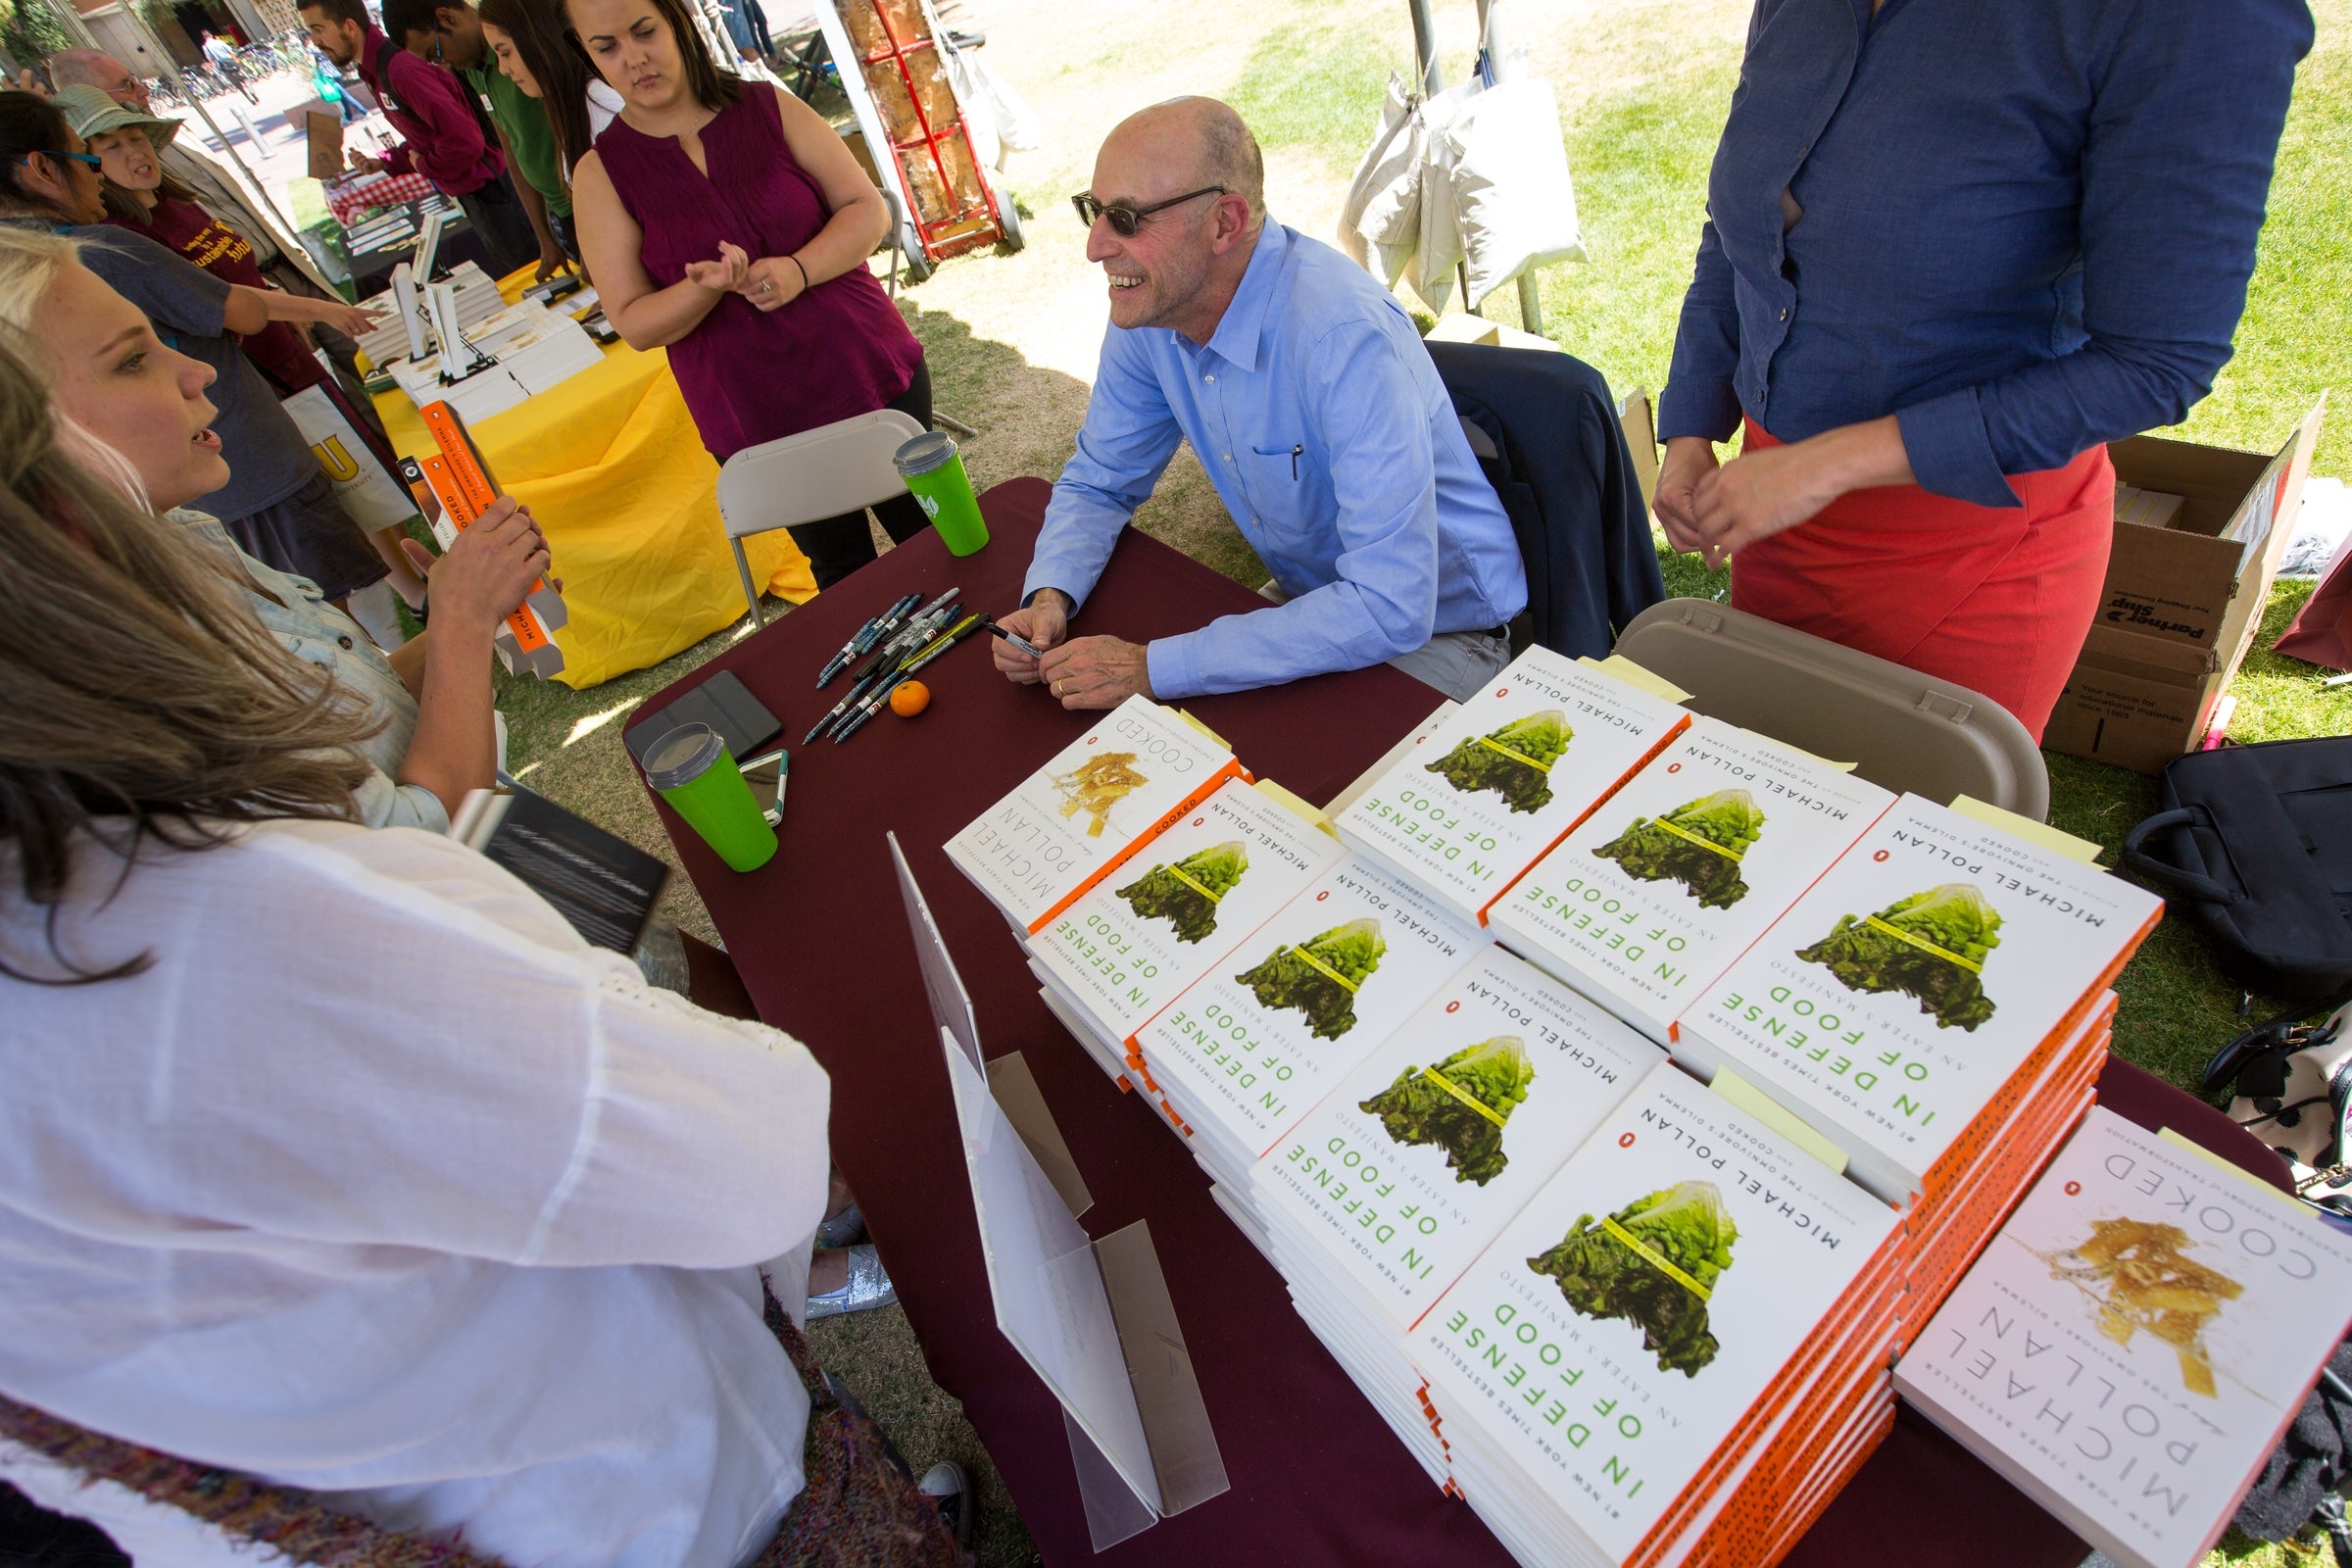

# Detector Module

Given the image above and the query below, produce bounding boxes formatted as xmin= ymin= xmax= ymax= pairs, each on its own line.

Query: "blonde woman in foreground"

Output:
xmin=0 ymin=330 xmax=967 ymax=1561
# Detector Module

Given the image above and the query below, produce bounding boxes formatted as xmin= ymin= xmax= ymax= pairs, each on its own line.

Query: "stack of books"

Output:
xmin=1669 ymin=794 xmax=2162 ymax=1317
xmin=1025 ymin=775 xmax=1346 ymax=1083
xmin=1898 ymin=1107 xmax=2352 ymax=1568
xmin=1250 ymin=948 xmax=1666 ymax=1486
xmin=1334 ymin=649 xmax=1691 ymax=927
xmin=1488 ymin=716 xmax=1895 ymax=1044
xmin=1415 ymin=1062 xmax=1908 ymax=1568
xmin=1125 ymin=852 xmax=1489 ymax=1211
xmin=945 ymin=661 xmax=2209 ymax=1568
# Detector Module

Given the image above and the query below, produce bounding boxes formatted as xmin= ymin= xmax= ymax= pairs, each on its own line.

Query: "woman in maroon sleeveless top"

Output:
xmin=566 ymin=0 xmax=929 ymax=589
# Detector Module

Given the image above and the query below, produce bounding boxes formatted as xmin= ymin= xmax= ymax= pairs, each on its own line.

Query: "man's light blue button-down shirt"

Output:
xmin=1022 ymin=223 xmax=1526 ymax=699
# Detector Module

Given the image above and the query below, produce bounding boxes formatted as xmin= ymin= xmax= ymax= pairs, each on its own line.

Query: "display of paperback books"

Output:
xmin=1488 ymin=717 xmax=1895 ymax=1043
xmin=1415 ymin=1061 xmax=1906 ymax=1568
xmin=947 ymin=696 xmax=1245 ymax=935
xmin=1127 ymin=854 xmax=1488 ymax=1195
xmin=1025 ymin=776 xmax=1345 ymax=1059
xmin=1250 ymin=949 xmax=1665 ymax=1487
xmin=1897 ymin=1107 xmax=2352 ymax=1568
xmin=1335 ymin=648 xmax=1690 ymax=926
xmin=1671 ymin=794 xmax=2163 ymax=1204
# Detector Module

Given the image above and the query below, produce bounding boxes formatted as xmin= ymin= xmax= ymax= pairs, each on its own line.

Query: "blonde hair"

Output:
xmin=0 ymin=277 xmax=377 ymax=982
xmin=0 ymin=225 xmax=76 ymax=337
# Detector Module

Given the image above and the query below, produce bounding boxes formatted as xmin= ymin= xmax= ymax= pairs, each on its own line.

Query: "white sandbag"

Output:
xmin=1406 ymin=80 xmax=1482 ymax=314
xmin=1340 ymin=74 xmax=1424 ymax=286
xmin=1443 ymin=76 xmax=1584 ymax=308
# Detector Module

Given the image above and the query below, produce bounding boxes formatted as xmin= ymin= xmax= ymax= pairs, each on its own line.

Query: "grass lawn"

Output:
xmin=484 ymin=3 xmax=2352 ymax=1562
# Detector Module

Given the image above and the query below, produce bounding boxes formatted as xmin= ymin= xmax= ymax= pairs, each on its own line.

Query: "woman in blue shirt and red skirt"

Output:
xmin=1652 ymin=0 xmax=2311 ymax=740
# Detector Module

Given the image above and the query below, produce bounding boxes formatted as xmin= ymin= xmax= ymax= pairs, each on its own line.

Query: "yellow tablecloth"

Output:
xmin=371 ymin=284 xmax=816 ymax=688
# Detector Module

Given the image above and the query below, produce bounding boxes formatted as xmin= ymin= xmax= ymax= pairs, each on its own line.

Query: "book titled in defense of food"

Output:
xmin=1416 ymin=1060 xmax=1902 ymax=1568
xmin=1254 ymin=946 xmax=1666 ymax=1335
xmin=1672 ymin=794 xmax=2164 ymax=1203
xmin=1333 ymin=647 xmax=1690 ymax=926
xmin=1134 ymin=854 xmax=1489 ymax=1164
xmin=946 ymin=695 xmax=1245 ymax=934
xmin=1897 ymin=1107 xmax=2352 ymax=1568
xmin=1027 ymin=776 xmax=1345 ymax=1049
xmin=1489 ymin=716 xmax=1895 ymax=1042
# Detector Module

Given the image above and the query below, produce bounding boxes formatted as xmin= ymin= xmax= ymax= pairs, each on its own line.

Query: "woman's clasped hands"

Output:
xmin=682 ymin=241 xmax=807 ymax=312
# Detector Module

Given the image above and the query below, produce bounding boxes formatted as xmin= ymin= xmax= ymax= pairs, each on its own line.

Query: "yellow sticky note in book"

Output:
xmin=1949 ymin=795 xmax=2103 ymax=864
xmin=2157 ymin=1128 xmax=2313 ymax=1218
xmin=1734 ymin=726 xmax=1857 ymax=772
xmin=1708 ymin=1064 xmax=1851 ymax=1175
xmin=1578 ymin=654 xmax=1693 ymax=706
xmin=1252 ymin=779 xmax=1339 ymax=837
xmin=1175 ymin=708 xmax=1232 ymax=753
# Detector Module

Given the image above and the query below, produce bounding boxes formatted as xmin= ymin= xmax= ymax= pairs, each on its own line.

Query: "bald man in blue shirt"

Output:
xmin=993 ymin=98 xmax=1527 ymax=709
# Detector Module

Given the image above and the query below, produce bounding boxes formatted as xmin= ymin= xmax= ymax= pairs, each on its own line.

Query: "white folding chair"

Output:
xmin=715 ymin=407 xmax=927 ymax=625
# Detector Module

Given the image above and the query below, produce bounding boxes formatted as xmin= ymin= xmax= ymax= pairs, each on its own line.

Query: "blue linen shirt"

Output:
xmin=1022 ymin=224 xmax=1527 ymax=698
xmin=1657 ymin=0 xmax=2311 ymax=509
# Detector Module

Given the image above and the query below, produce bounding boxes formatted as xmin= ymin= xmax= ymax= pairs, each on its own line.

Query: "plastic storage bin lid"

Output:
xmin=1611 ymin=598 xmax=2049 ymax=820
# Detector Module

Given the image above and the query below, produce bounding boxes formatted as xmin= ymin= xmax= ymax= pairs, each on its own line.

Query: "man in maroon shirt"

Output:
xmin=300 ymin=0 xmax=537 ymax=276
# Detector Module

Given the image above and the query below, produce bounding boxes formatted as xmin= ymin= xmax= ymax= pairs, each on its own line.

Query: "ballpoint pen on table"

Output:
xmin=805 ymin=666 xmax=891 ymax=744
xmin=852 ymin=597 xmax=960 ymax=683
xmin=816 ymin=593 xmax=917 ymax=687
xmin=835 ymin=615 xmax=985 ymax=744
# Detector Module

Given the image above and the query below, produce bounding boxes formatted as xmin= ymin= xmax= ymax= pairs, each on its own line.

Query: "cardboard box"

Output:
xmin=2043 ymin=399 xmax=2325 ymax=772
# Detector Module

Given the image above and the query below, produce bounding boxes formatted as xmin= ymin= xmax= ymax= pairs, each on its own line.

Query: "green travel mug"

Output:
xmin=641 ymin=721 xmax=778 ymax=872
xmin=893 ymin=431 xmax=989 ymax=557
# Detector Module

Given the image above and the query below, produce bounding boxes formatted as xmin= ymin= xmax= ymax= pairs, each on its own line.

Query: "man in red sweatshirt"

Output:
xmin=301 ymin=0 xmax=537 ymax=277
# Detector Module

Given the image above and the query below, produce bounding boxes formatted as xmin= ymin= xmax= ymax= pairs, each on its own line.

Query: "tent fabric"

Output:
xmin=1424 ymin=340 xmax=1665 ymax=658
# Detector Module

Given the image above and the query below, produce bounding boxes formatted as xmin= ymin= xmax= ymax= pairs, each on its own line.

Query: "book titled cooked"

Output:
xmin=946 ymin=695 xmax=1244 ymax=934
xmin=1672 ymin=794 xmax=2163 ymax=1203
xmin=1134 ymin=855 xmax=1488 ymax=1161
xmin=1897 ymin=1108 xmax=2352 ymax=1568
xmin=1253 ymin=947 xmax=1664 ymax=1335
xmin=1489 ymin=717 xmax=1894 ymax=1041
xmin=1027 ymin=777 xmax=1344 ymax=1049
xmin=1416 ymin=1061 xmax=1901 ymax=1568
xmin=1333 ymin=648 xmax=1690 ymax=926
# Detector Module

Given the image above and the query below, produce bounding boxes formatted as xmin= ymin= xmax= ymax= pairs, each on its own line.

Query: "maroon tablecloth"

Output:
xmin=646 ymin=478 xmax=2285 ymax=1567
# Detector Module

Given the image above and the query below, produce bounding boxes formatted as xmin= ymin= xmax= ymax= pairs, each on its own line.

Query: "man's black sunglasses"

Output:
xmin=1070 ymin=186 xmax=1228 ymax=238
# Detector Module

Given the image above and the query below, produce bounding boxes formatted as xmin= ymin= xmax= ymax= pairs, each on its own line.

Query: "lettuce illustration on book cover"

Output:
xmin=1592 ymin=789 xmax=1766 ymax=910
xmin=2044 ymin=1218 xmax=2243 ymax=1398
xmin=1797 ymin=882 xmax=2002 ymax=1032
xmin=1424 ymin=710 xmax=1571 ymax=814
xmin=1358 ymin=1036 xmax=1536 ymax=1186
xmin=1233 ymin=917 xmax=1386 ymax=1041
xmin=1051 ymin=751 xmax=1146 ymax=838
xmin=1115 ymin=840 xmax=1248 ymax=944
xmin=1529 ymin=1181 xmax=1738 ymax=1376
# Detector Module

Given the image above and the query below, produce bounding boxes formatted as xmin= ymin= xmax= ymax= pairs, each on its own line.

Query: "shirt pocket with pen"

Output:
xmin=1242 ymin=440 xmax=1317 ymax=532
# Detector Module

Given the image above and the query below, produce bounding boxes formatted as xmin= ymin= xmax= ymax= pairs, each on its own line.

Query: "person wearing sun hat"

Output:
xmin=56 ymin=83 xmax=376 ymax=399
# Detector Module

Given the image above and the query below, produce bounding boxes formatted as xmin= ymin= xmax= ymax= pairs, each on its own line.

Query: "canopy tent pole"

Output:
xmin=1405 ymin=0 xmax=1443 ymax=97
xmin=1474 ymin=0 xmax=1546 ymax=335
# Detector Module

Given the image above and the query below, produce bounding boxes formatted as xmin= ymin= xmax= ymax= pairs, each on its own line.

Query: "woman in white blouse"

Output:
xmin=0 ymin=334 xmax=956 ymax=1561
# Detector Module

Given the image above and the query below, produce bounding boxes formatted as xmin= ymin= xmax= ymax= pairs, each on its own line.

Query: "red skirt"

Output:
xmin=1729 ymin=421 xmax=2114 ymax=742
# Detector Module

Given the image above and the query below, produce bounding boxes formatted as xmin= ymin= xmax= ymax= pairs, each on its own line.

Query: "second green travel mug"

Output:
xmin=642 ymin=721 xmax=778 ymax=872
xmin=893 ymin=431 xmax=990 ymax=557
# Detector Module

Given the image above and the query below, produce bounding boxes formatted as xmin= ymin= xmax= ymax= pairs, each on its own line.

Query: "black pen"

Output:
xmin=853 ymin=597 xmax=959 ymax=683
xmin=832 ymin=675 xmax=906 ymax=743
xmin=978 ymin=614 xmax=1044 ymax=660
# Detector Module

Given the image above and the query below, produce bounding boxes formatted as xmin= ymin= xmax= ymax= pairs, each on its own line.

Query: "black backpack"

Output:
xmin=2120 ymin=735 xmax=2352 ymax=1006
